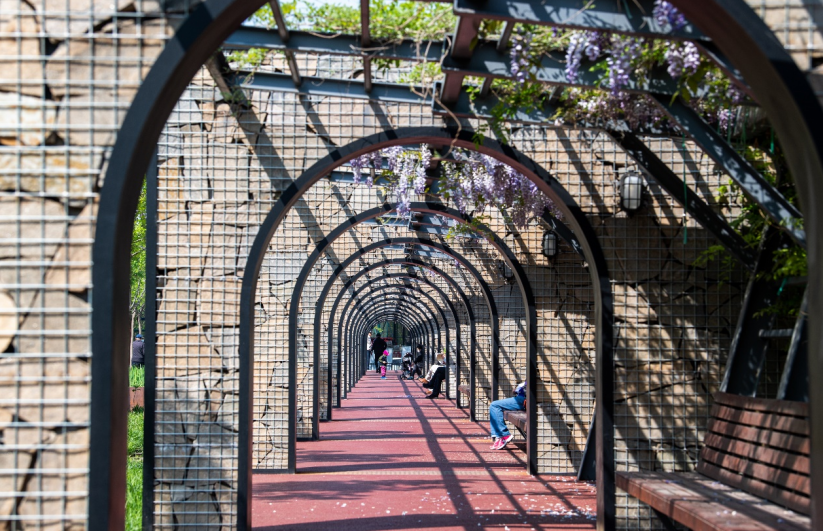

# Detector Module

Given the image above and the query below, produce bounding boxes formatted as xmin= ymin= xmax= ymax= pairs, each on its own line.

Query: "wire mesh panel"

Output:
xmin=0 ymin=0 xmax=175 ymax=527
xmin=0 ymin=0 xmax=817 ymax=527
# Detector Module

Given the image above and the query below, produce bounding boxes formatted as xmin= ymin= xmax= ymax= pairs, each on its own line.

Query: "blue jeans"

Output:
xmin=489 ymin=395 xmax=525 ymax=438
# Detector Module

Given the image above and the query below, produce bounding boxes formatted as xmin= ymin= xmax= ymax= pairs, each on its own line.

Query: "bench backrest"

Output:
xmin=698 ymin=392 xmax=810 ymax=515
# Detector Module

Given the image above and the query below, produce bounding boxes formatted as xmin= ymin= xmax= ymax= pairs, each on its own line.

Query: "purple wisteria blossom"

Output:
xmin=510 ymin=30 xmax=532 ymax=83
xmin=653 ymin=0 xmax=687 ymax=31
xmin=607 ymin=36 xmax=642 ymax=93
xmin=565 ymin=32 xmax=601 ymax=83
xmin=348 ymin=146 xmax=561 ymax=228
xmin=717 ymin=108 xmax=733 ymax=132
xmin=664 ymin=42 xmax=700 ymax=79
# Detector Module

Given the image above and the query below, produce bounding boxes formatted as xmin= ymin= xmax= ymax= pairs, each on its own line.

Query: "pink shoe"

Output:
xmin=489 ymin=438 xmax=498 ymax=450
xmin=493 ymin=434 xmax=514 ymax=450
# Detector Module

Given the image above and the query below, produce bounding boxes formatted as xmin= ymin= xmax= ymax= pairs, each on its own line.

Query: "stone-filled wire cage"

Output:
xmin=1 ymin=0 xmax=822 ymax=530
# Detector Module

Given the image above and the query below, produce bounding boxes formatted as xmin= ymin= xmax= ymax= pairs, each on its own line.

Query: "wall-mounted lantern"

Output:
xmin=542 ymin=231 xmax=558 ymax=258
xmin=619 ymin=171 xmax=645 ymax=212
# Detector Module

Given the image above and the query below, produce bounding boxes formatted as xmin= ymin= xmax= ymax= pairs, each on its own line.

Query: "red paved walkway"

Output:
xmin=253 ymin=371 xmax=597 ymax=530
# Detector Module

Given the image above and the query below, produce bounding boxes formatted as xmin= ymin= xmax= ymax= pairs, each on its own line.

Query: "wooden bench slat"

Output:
xmin=703 ymin=432 xmax=810 ymax=476
xmin=503 ymin=410 xmax=527 ymax=432
xmin=616 ymin=471 xmax=811 ymax=531
xmin=711 ymin=403 xmax=809 ymax=436
xmin=697 ymin=460 xmax=811 ymax=515
xmin=700 ymin=446 xmax=810 ymax=494
xmin=714 ymin=392 xmax=809 ymax=418
xmin=706 ymin=419 xmax=810 ymax=455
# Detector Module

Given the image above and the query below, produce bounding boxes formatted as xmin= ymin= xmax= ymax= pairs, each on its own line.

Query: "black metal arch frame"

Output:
xmin=282 ymin=202 xmax=517 ymax=427
xmin=331 ymin=264 xmax=476 ymax=407
xmin=350 ymin=300 xmax=436 ymax=382
xmin=348 ymin=306 xmax=424 ymax=389
xmin=342 ymin=289 xmax=437 ymax=398
xmin=314 ymin=244 xmax=496 ymax=417
xmin=349 ymin=304 xmax=434 ymax=382
xmin=349 ymin=294 xmax=441 ymax=372
xmin=351 ymin=305 xmax=429 ymax=382
xmin=345 ymin=292 xmax=444 ymax=380
xmin=90 ymin=0 xmax=823 ymax=528
xmin=326 ymin=274 xmax=463 ymax=414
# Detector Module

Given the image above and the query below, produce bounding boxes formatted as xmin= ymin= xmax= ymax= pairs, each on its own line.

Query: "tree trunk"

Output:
xmin=129 ymin=311 xmax=135 ymax=364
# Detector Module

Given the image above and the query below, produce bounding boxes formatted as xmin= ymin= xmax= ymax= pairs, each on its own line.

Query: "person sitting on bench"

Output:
xmin=421 ymin=353 xmax=446 ymax=399
xmin=489 ymin=381 xmax=526 ymax=450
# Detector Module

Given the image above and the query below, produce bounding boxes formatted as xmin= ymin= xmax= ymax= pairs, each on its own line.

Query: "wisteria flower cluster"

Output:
xmin=664 ymin=41 xmax=700 ymax=79
xmin=510 ymin=30 xmax=532 ymax=83
xmin=653 ymin=0 xmax=687 ymax=31
xmin=565 ymin=32 xmax=602 ymax=83
xmin=346 ymin=146 xmax=562 ymax=228
xmin=606 ymin=36 xmax=643 ymax=93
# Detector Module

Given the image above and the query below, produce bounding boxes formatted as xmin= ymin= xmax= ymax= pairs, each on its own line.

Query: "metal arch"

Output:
xmin=351 ymin=305 xmax=435 ymax=365
xmin=316 ymin=247 xmax=493 ymax=417
xmin=347 ymin=293 xmax=443 ymax=367
xmin=349 ymin=303 xmax=433 ymax=383
xmin=324 ymin=284 xmax=446 ymax=425
xmin=350 ymin=309 xmax=423 ymax=383
xmin=349 ymin=308 xmax=424 ymax=384
xmin=329 ymin=276 xmax=458 ymax=405
xmin=346 ymin=294 xmax=443 ymax=379
xmin=236 ymin=127 xmax=610 ymax=503
xmin=283 ymin=203 xmax=473 ymax=423
xmin=90 ymin=2 xmax=823 ymax=530
xmin=331 ymin=264 xmax=476 ymax=409
xmin=286 ymin=202 xmax=537 ymax=424
xmin=327 ymin=273 xmax=463 ymax=410
xmin=661 ymin=2 xmax=823 ymax=525
xmin=347 ymin=300 xmax=434 ymax=380
xmin=348 ymin=301 xmax=430 ymax=374
xmin=342 ymin=287 xmax=451 ymax=383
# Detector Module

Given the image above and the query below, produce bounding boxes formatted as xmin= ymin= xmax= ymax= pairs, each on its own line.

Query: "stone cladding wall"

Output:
xmin=0 ymin=0 xmax=819 ymax=529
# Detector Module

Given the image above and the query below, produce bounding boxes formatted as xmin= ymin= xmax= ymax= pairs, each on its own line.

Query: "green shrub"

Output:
xmin=129 ymin=366 xmax=145 ymax=388
xmin=126 ymin=407 xmax=144 ymax=530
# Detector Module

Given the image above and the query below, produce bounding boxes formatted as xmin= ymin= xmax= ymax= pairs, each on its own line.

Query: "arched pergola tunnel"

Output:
xmin=2 ymin=0 xmax=822 ymax=530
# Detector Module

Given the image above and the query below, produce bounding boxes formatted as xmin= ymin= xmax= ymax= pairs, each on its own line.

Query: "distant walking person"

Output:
xmin=366 ymin=332 xmax=374 ymax=370
xmin=131 ymin=334 xmax=145 ymax=368
xmin=379 ymin=349 xmax=389 ymax=379
xmin=371 ymin=333 xmax=387 ymax=374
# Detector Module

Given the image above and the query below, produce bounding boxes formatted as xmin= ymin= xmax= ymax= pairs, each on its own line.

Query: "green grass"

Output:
xmin=126 ymin=406 xmax=144 ymax=530
xmin=129 ymin=366 xmax=145 ymax=388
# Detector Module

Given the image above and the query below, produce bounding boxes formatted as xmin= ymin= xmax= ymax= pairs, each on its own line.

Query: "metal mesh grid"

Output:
xmin=0 ymin=0 xmax=814 ymax=527
xmin=0 ymin=0 xmax=176 ymax=528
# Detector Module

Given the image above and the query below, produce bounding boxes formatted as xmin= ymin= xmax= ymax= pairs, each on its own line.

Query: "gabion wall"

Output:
xmin=0 ymin=0 xmax=820 ymax=529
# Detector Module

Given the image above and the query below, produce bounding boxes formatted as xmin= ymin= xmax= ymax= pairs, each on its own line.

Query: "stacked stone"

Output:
xmin=0 ymin=0 xmax=172 ymax=527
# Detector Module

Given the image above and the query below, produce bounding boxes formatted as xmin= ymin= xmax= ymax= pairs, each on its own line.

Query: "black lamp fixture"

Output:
xmin=618 ymin=171 xmax=645 ymax=212
xmin=542 ymin=230 xmax=558 ymax=258
xmin=497 ymin=260 xmax=514 ymax=282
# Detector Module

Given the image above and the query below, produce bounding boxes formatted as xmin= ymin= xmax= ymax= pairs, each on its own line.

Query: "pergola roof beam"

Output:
xmin=440 ymin=15 xmax=480 ymax=102
xmin=224 ymin=25 xmax=445 ymax=62
xmin=453 ymin=0 xmax=707 ymax=41
xmin=430 ymin=82 xmax=672 ymax=136
xmin=233 ymin=71 xmax=429 ymax=104
xmin=265 ymin=0 xmax=302 ymax=87
xmin=654 ymin=95 xmax=806 ymax=248
xmin=443 ymin=40 xmax=682 ymax=96
xmin=361 ymin=0 xmax=372 ymax=93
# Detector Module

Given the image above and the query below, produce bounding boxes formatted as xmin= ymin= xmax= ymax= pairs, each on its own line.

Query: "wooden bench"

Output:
xmin=503 ymin=410 xmax=527 ymax=437
xmin=616 ymin=392 xmax=811 ymax=531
